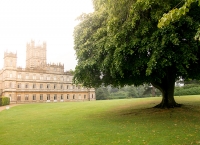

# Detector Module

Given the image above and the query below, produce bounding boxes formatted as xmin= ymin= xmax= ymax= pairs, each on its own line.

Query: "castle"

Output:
xmin=0 ymin=40 xmax=95 ymax=103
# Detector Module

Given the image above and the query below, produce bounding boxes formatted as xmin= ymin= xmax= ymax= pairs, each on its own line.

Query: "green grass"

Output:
xmin=1 ymin=96 xmax=200 ymax=145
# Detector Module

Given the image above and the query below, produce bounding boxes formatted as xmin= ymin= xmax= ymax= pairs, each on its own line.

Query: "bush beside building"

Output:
xmin=0 ymin=96 xmax=10 ymax=106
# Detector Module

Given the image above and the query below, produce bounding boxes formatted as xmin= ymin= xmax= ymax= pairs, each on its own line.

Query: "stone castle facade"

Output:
xmin=0 ymin=40 xmax=95 ymax=103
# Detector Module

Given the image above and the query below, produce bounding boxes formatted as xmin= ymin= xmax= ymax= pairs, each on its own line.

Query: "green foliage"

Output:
xmin=74 ymin=0 xmax=200 ymax=107
xmin=95 ymin=87 xmax=109 ymax=100
xmin=73 ymin=0 xmax=200 ymax=88
xmin=175 ymin=84 xmax=200 ymax=96
xmin=95 ymin=85 xmax=161 ymax=100
xmin=108 ymin=91 xmax=128 ymax=99
xmin=184 ymin=79 xmax=200 ymax=85
xmin=0 ymin=97 xmax=10 ymax=106
xmin=158 ymin=0 xmax=200 ymax=40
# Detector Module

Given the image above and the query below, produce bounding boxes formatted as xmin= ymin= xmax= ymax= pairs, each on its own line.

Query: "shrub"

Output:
xmin=174 ymin=86 xmax=200 ymax=96
xmin=0 ymin=96 xmax=10 ymax=106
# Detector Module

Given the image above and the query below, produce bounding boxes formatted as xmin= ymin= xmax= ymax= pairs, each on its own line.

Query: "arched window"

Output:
xmin=54 ymin=94 xmax=57 ymax=100
xmin=25 ymin=95 xmax=29 ymax=100
xmin=47 ymin=94 xmax=50 ymax=100
xmin=40 ymin=94 xmax=43 ymax=100
xmin=17 ymin=94 xmax=21 ymax=101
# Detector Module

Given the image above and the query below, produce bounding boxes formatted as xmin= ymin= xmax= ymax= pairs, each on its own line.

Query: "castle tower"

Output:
xmin=4 ymin=52 xmax=17 ymax=69
xmin=26 ymin=40 xmax=46 ymax=68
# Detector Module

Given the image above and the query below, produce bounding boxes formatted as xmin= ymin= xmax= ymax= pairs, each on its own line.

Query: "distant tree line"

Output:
xmin=95 ymin=85 xmax=162 ymax=100
xmin=96 ymin=80 xmax=200 ymax=100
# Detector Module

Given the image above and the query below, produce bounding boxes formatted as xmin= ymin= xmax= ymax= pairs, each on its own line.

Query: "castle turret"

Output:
xmin=4 ymin=52 xmax=17 ymax=69
xmin=26 ymin=40 xmax=46 ymax=68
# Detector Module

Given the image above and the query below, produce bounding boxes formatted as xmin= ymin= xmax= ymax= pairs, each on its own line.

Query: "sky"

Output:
xmin=0 ymin=0 xmax=94 ymax=71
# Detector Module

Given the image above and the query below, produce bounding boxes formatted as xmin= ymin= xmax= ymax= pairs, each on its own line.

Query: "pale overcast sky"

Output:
xmin=0 ymin=0 xmax=94 ymax=71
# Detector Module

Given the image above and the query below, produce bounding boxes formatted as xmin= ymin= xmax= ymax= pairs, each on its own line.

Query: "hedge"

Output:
xmin=174 ymin=86 xmax=200 ymax=96
xmin=0 ymin=97 xmax=10 ymax=106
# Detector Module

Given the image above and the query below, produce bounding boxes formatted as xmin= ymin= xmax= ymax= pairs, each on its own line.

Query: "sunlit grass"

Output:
xmin=0 ymin=96 xmax=200 ymax=145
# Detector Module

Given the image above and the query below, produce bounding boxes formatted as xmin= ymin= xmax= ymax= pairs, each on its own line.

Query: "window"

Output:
xmin=61 ymin=76 xmax=64 ymax=81
xmin=40 ymin=94 xmax=43 ymax=100
xmin=17 ymin=74 xmax=21 ymax=79
xmin=33 ymin=84 xmax=36 ymax=89
xmin=40 ymin=75 xmax=43 ymax=80
xmin=9 ymin=82 xmax=12 ymax=88
xmin=25 ymin=83 xmax=28 ymax=89
xmin=73 ymin=95 xmax=75 ymax=99
xmin=40 ymin=84 xmax=43 ymax=89
xmin=17 ymin=83 xmax=21 ymax=88
xmin=47 ymin=94 xmax=50 ymax=100
xmin=78 ymin=85 xmax=81 ymax=89
xmin=54 ymin=94 xmax=57 ymax=100
xmin=67 ymin=85 xmax=68 ymax=89
xmin=17 ymin=95 xmax=21 ymax=101
xmin=33 ymin=94 xmax=36 ymax=100
xmin=61 ymin=84 xmax=63 ymax=89
xmin=9 ymin=73 xmax=12 ymax=78
xmin=54 ymin=84 xmax=56 ymax=89
xmin=84 ymin=95 xmax=86 ymax=99
xmin=25 ymin=95 xmax=29 ymax=100
xmin=10 ymin=60 xmax=13 ymax=66
xmin=61 ymin=94 xmax=63 ymax=100
xmin=47 ymin=84 xmax=50 ymax=89
xmin=33 ymin=75 xmax=36 ymax=80
xmin=92 ymin=94 xmax=93 ymax=98
xmin=67 ymin=94 xmax=69 ymax=99
xmin=73 ymin=85 xmax=75 ymax=89
xmin=54 ymin=77 xmax=56 ymax=81
xmin=47 ymin=76 xmax=50 ymax=80
xmin=26 ymin=74 xmax=29 ymax=79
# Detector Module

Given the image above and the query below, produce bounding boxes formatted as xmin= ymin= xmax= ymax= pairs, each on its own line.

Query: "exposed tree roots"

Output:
xmin=154 ymin=103 xmax=182 ymax=109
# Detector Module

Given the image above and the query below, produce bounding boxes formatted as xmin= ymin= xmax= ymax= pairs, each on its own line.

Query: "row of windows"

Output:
xmin=17 ymin=74 xmax=70 ymax=81
xmin=16 ymin=94 xmax=88 ymax=101
xmin=6 ymin=73 xmax=71 ymax=81
xmin=17 ymin=83 xmax=82 ymax=90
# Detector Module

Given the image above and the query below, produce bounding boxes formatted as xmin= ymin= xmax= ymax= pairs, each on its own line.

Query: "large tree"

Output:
xmin=73 ymin=0 xmax=200 ymax=108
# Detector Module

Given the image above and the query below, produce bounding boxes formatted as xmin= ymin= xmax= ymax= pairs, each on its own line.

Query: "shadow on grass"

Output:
xmin=89 ymin=99 xmax=200 ymax=122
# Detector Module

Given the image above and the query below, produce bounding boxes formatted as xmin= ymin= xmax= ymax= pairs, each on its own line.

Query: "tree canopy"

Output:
xmin=73 ymin=0 xmax=200 ymax=108
xmin=158 ymin=0 xmax=200 ymax=40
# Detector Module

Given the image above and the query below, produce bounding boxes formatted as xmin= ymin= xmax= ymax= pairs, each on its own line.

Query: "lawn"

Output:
xmin=1 ymin=96 xmax=200 ymax=145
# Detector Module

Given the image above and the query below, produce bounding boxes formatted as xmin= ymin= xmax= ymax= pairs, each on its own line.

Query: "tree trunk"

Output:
xmin=151 ymin=71 xmax=181 ymax=108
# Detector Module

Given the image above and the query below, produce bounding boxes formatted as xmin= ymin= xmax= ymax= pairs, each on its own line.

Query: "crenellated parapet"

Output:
xmin=26 ymin=40 xmax=46 ymax=50
xmin=4 ymin=52 xmax=17 ymax=58
xmin=46 ymin=63 xmax=64 ymax=68
xmin=45 ymin=63 xmax=64 ymax=73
